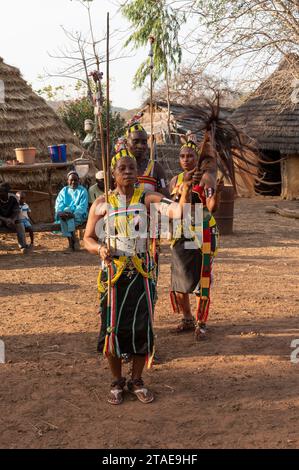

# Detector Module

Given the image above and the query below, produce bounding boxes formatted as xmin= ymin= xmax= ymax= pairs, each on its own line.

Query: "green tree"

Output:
xmin=121 ymin=0 xmax=185 ymax=139
xmin=36 ymin=85 xmax=66 ymax=101
xmin=58 ymin=96 xmax=125 ymax=144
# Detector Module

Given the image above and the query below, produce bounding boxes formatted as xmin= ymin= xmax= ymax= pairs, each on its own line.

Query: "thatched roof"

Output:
xmin=0 ymin=161 xmax=96 ymax=194
xmin=0 ymin=57 xmax=84 ymax=162
xmin=232 ymin=54 xmax=299 ymax=154
xmin=139 ymin=100 xmax=233 ymax=139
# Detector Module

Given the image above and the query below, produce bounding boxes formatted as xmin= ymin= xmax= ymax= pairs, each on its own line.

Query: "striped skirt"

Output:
xmin=98 ymin=267 xmax=155 ymax=357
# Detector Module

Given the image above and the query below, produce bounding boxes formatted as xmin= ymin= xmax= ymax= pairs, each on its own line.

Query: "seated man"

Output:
xmin=55 ymin=171 xmax=88 ymax=252
xmin=88 ymin=171 xmax=104 ymax=205
xmin=0 ymin=183 xmax=28 ymax=253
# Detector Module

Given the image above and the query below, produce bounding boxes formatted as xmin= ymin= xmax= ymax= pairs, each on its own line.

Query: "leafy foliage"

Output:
xmin=36 ymin=85 xmax=67 ymax=101
xmin=122 ymin=0 xmax=185 ymax=87
xmin=58 ymin=96 xmax=125 ymax=143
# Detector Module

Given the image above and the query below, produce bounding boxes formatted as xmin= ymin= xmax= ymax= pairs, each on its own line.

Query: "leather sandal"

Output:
xmin=195 ymin=322 xmax=207 ymax=341
xmin=107 ymin=377 xmax=126 ymax=405
xmin=127 ymin=378 xmax=154 ymax=404
xmin=176 ymin=317 xmax=195 ymax=333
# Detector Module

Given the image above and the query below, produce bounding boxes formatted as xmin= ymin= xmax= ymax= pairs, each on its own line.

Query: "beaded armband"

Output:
xmin=204 ymin=187 xmax=215 ymax=198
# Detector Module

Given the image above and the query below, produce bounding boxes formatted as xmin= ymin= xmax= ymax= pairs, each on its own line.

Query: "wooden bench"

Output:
xmin=0 ymin=223 xmax=60 ymax=234
xmin=0 ymin=223 xmax=85 ymax=239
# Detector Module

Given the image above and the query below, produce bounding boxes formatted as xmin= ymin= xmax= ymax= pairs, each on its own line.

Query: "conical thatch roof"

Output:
xmin=232 ymin=54 xmax=299 ymax=154
xmin=0 ymin=57 xmax=84 ymax=161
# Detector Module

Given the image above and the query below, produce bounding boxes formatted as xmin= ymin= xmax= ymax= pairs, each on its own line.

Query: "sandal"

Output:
xmin=195 ymin=322 xmax=207 ymax=341
xmin=127 ymin=378 xmax=154 ymax=404
xmin=107 ymin=377 xmax=126 ymax=405
xmin=176 ymin=317 xmax=195 ymax=333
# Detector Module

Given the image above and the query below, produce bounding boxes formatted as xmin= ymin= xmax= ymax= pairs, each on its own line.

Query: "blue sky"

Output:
xmin=0 ymin=0 xmax=147 ymax=108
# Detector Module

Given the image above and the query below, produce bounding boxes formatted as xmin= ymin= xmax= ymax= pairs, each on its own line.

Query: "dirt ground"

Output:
xmin=1 ymin=196 xmax=299 ymax=449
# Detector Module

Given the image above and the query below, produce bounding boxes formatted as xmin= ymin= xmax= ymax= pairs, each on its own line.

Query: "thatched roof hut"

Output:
xmin=232 ymin=54 xmax=299 ymax=199
xmin=0 ymin=57 xmax=97 ymax=222
xmin=0 ymin=57 xmax=84 ymax=162
xmin=137 ymin=101 xmax=234 ymax=144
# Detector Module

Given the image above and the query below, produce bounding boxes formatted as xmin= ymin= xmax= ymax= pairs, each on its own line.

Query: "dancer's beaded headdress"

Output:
xmin=125 ymin=112 xmax=146 ymax=138
xmin=180 ymin=141 xmax=199 ymax=154
xmin=110 ymin=149 xmax=136 ymax=170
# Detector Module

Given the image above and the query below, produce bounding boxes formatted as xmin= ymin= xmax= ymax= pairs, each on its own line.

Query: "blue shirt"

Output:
xmin=55 ymin=185 xmax=88 ymax=223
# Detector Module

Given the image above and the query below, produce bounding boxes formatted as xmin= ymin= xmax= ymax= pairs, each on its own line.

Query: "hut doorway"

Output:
xmin=255 ymin=149 xmax=281 ymax=196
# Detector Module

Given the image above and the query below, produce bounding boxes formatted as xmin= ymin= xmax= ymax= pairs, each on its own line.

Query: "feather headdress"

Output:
xmin=180 ymin=94 xmax=268 ymax=191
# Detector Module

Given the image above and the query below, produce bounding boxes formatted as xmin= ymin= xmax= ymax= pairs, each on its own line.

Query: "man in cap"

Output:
xmin=88 ymin=171 xmax=105 ymax=205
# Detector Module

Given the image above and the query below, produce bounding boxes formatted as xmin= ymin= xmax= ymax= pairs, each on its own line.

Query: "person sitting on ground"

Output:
xmin=55 ymin=171 xmax=88 ymax=252
xmin=88 ymin=171 xmax=105 ymax=205
xmin=0 ymin=183 xmax=29 ymax=253
xmin=16 ymin=191 xmax=34 ymax=247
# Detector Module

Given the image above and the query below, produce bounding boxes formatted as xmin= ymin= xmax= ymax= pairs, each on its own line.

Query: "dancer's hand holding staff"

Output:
xmin=98 ymin=243 xmax=115 ymax=266
xmin=175 ymin=168 xmax=200 ymax=206
xmin=183 ymin=167 xmax=201 ymax=187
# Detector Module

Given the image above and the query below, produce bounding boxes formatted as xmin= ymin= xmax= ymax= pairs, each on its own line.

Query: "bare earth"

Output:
xmin=1 ymin=197 xmax=299 ymax=449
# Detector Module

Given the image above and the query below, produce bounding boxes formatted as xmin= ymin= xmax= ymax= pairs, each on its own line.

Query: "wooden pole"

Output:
xmin=106 ymin=12 xmax=111 ymax=186
xmin=149 ymin=36 xmax=155 ymax=161
xmin=105 ymin=12 xmax=112 ymax=323
xmin=95 ymin=79 xmax=109 ymax=212
xmin=90 ymin=14 xmax=111 ymax=338
xmin=197 ymin=131 xmax=209 ymax=171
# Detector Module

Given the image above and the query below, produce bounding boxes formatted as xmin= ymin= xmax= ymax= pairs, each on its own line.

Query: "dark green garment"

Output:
xmin=98 ymin=267 xmax=155 ymax=356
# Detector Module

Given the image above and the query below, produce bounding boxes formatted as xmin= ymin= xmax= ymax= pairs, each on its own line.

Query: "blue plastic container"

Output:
xmin=48 ymin=144 xmax=67 ymax=163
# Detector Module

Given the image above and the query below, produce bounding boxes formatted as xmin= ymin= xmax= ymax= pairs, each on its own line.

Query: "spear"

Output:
xmin=148 ymin=36 xmax=155 ymax=161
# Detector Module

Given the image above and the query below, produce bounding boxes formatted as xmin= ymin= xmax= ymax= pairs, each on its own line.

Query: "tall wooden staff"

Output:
xmin=197 ymin=131 xmax=210 ymax=171
xmin=90 ymin=14 xmax=112 ymax=352
xmin=90 ymin=70 xmax=109 ymax=230
xmin=148 ymin=36 xmax=155 ymax=161
xmin=106 ymin=12 xmax=111 ymax=186
xmin=104 ymin=12 xmax=112 ymax=352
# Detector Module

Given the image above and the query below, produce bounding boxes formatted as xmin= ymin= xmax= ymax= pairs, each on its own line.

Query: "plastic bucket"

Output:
xmin=48 ymin=144 xmax=67 ymax=163
xmin=15 ymin=147 xmax=36 ymax=164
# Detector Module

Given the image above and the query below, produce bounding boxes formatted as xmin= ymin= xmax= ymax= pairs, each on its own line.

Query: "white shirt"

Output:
xmin=19 ymin=202 xmax=31 ymax=220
